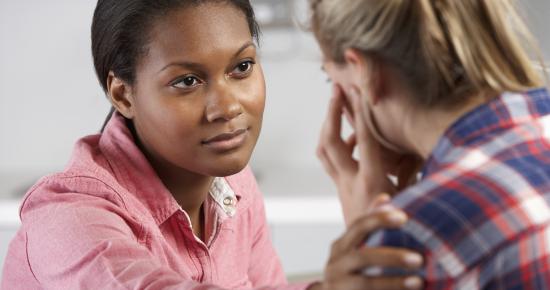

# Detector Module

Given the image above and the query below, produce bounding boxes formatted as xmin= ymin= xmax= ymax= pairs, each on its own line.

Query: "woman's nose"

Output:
xmin=205 ymin=89 xmax=244 ymax=123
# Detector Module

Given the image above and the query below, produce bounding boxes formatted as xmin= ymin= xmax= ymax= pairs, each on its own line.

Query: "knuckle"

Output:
xmin=355 ymin=214 xmax=377 ymax=229
xmin=350 ymin=252 xmax=369 ymax=268
xmin=348 ymin=215 xmax=365 ymax=229
xmin=330 ymin=239 xmax=345 ymax=254
xmin=368 ymin=276 xmax=408 ymax=290
xmin=363 ymin=277 xmax=386 ymax=290
xmin=316 ymin=147 xmax=325 ymax=159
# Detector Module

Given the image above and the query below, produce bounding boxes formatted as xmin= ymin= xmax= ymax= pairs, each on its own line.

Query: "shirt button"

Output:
xmin=223 ymin=197 xmax=232 ymax=206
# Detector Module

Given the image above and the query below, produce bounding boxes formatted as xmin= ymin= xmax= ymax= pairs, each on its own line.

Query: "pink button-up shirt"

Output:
xmin=2 ymin=113 xmax=310 ymax=290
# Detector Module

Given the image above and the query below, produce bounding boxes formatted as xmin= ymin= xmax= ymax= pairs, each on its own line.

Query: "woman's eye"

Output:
xmin=172 ymin=76 xmax=201 ymax=89
xmin=232 ymin=61 xmax=255 ymax=76
xmin=237 ymin=62 xmax=251 ymax=72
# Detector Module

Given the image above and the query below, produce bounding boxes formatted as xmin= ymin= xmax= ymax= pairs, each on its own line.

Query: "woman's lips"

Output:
xmin=202 ymin=128 xmax=248 ymax=152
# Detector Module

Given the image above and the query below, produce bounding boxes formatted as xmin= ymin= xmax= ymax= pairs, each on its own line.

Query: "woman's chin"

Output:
xmin=207 ymin=156 xmax=251 ymax=177
xmin=210 ymin=165 xmax=247 ymax=177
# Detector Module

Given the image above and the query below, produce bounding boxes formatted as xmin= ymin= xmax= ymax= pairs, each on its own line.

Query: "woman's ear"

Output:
xmin=106 ymin=71 xmax=135 ymax=119
xmin=343 ymin=48 xmax=384 ymax=106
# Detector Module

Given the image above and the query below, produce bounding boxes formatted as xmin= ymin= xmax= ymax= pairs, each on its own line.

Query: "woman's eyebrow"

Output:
xmin=158 ymin=41 xmax=256 ymax=73
xmin=158 ymin=61 xmax=205 ymax=73
xmin=233 ymin=41 xmax=256 ymax=57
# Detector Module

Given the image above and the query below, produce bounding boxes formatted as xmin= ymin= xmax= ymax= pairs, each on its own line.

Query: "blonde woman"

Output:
xmin=311 ymin=0 xmax=550 ymax=289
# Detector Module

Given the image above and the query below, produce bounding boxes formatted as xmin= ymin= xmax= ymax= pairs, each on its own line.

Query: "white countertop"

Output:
xmin=0 ymin=200 xmax=21 ymax=228
xmin=0 ymin=196 xmax=344 ymax=228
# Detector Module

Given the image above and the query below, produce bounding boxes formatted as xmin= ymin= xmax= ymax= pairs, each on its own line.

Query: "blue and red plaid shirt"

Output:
xmin=367 ymin=88 xmax=550 ymax=289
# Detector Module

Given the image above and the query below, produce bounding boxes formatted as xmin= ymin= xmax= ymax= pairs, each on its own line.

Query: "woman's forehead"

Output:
xmin=150 ymin=4 xmax=250 ymax=50
xmin=142 ymin=3 xmax=253 ymax=68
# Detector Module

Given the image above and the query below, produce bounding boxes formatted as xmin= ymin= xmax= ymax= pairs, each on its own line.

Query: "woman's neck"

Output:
xmin=403 ymin=94 xmax=490 ymax=160
xmin=156 ymin=165 xmax=213 ymax=241
xmin=151 ymin=158 xmax=213 ymax=241
xmin=156 ymin=165 xmax=214 ymax=213
xmin=128 ymin=120 xmax=213 ymax=239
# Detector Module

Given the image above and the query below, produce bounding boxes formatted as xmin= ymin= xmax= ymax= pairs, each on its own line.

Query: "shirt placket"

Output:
xmin=174 ymin=177 xmax=238 ymax=283
xmin=176 ymin=209 xmax=214 ymax=282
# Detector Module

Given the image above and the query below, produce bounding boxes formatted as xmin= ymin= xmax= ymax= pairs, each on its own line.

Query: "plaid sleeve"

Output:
xmin=366 ymin=217 xmax=550 ymax=289
xmin=366 ymin=223 xmax=454 ymax=290
xmin=478 ymin=225 xmax=550 ymax=289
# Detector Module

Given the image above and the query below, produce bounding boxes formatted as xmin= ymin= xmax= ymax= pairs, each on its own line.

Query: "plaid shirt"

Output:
xmin=367 ymin=88 xmax=550 ymax=289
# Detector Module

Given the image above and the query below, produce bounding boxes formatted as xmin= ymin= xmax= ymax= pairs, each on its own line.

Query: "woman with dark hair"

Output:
xmin=1 ymin=1 xmax=423 ymax=289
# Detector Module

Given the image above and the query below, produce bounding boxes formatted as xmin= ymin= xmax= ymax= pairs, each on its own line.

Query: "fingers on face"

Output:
xmin=345 ymin=133 xmax=357 ymax=148
xmin=342 ymin=93 xmax=355 ymax=129
xmin=346 ymin=88 xmax=374 ymax=169
xmin=317 ymin=84 xmax=358 ymax=174
xmin=324 ymin=84 xmax=345 ymax=141
xmin=317 ymin=145 xmax=337 ymax=177
xmin=317 ymin=85 xmax=344 ymax=176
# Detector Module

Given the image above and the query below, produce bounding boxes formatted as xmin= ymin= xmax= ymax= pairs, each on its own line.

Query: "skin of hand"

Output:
xmin=307 ymin=207 xmax=424 ymax=290
xmin=317 ymin=84 xmax=422 ymax=226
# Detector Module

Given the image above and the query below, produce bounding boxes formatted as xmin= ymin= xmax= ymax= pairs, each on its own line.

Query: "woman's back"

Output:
xmin=310 ymin=0 xmax=550 ymax=288
xmin=368 ymin=88 xmax=550 ymax=288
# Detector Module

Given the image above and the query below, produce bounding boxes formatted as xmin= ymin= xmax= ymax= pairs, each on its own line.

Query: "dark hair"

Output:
xmin=92 ymin=0 xmax=260 ymax=130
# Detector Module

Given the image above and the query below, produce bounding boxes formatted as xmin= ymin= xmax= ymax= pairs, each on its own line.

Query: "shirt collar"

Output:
xmin=209 ymin=177 xmax=238 ymax=217
xmin=423 ymin=88 xmax=550 ymax=176
xmin=99 ymin=112 xmax=241 ymax=225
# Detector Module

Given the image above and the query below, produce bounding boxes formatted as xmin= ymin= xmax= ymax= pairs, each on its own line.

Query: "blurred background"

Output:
xmin=1 ymin=0 xmax=549 ymax=279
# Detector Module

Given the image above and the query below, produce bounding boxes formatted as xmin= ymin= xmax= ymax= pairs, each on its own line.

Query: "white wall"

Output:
xmin=524 ymin=0 xmax=550 ymax=60
xmin=0 ymin=1 xmax=110 ymax=196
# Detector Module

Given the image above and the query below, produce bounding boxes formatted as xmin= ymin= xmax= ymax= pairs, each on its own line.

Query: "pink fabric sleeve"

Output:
xmin=20 ymin=190 xmax=311 ymax=290
xmin=23 ymin=192 xmax=198 ymax=289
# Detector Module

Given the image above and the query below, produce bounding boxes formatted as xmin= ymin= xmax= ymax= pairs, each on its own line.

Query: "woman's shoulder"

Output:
xmin=19 ymin=171 xmax=128 ymax=219
xmin=31 ymin=132 xmax=126 ymax=200
xmin=18 ymin=131 xmax=132 ymax=223
xmin=391 ymin=164 xmax=550 ymax=268
xmin=65 ymin=133 xmax=113 ymax=176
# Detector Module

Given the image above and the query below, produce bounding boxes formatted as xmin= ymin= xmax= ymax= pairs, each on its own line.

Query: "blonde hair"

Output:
xmin=310 ymin=0 xmax=547 ymax=107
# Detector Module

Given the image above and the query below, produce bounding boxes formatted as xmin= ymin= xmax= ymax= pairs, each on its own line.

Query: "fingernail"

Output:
xmin=404 ymin=276 xmax=422 ymax=289
xmin=404 ymin=253 xmax=423 ymax=267
xmin=377 ymin=203 xmax=396 ymax=212
xmin=374 ymin=194 xmax=391 ymax=205
xmin=387 ymin=211 xmax=407 ymax=224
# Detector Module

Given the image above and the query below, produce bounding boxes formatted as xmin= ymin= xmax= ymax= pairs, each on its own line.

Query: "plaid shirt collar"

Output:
xmin=422 ymin=88 xmax=550 ymax=177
